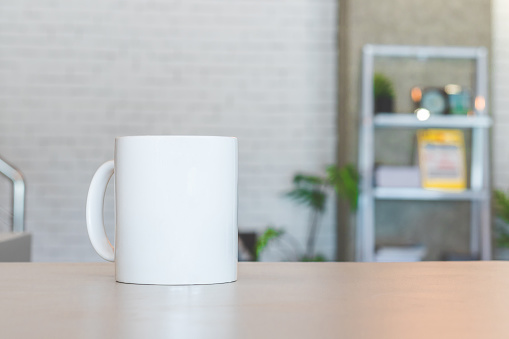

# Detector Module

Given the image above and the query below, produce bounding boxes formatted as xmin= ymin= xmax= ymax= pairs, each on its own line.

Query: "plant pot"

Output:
xmin=375 ymin=96 xmax=393 ymax=114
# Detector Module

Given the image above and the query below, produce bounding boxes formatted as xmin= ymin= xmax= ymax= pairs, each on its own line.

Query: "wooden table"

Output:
xmin=1 ymin=262 xmax=509 ymax=338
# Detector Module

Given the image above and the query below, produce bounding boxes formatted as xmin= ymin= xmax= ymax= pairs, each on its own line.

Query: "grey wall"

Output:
xmin=338 ymin=0 xmax=492 ymax=260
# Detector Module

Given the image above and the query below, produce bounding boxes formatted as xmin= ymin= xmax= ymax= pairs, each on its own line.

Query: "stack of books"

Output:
xmin=375 ymin=166 xmax=421 ymax=188
xmin=375 ymin=245 xmax=427 ymax=262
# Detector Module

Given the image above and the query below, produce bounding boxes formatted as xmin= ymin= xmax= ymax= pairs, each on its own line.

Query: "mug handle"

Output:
xmin=86 ymin=160 xmax=115 ymax=261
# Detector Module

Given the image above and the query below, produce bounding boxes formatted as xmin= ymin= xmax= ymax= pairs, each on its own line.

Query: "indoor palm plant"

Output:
xmin=256 ymin=164 xmax=358 ymax=261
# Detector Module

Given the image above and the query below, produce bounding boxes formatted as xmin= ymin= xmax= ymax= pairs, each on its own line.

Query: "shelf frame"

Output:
xmin=373 ymin=114 xmax=492 ymax=129
xmin=373 ymin=188 xmax=489 ymax=201
xmin=357 ymin=44 xmax=491 ymax=262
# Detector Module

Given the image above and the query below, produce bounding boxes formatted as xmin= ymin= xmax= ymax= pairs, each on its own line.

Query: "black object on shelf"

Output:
xmin=375 ymin=96 xmax=394 ymax=114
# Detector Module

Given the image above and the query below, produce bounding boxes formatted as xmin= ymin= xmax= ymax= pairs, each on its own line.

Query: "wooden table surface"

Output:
xmin=1 ymin=262 xmax=509 ymax=339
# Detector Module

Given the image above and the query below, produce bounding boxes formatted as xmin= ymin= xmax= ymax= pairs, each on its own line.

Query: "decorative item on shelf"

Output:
xmin=373 ymin=73 xmax=395 ymax=114
xmin=414 ymin=107 xmax=431 ymax=121
xmin=445 ymin=84 xmax=472 ymax=115
xmin=411 ymin=87 xmax=432 ymax=120
xmin=417 ymin=129 xmax=466 ymax=190
xmin=411 ymin=84 xmax=473 ymax=116
xmin=419 ymin=87 xmax=449 ymax=115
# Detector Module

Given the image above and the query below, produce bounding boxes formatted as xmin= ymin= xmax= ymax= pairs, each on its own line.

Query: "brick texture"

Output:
xmin=0 ymin=0 xmax=338 ymax=261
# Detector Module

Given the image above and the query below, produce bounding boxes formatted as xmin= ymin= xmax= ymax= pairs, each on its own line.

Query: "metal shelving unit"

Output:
xmin=356 ymin=44 xmax=492 ymax=262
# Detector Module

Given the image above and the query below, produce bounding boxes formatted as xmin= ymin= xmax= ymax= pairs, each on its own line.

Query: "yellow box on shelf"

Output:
xmin=417 ymin=129 xmax=466 ymax=191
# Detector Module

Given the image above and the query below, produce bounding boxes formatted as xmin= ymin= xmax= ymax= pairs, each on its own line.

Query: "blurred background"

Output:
xmin=0 ymin=0 xmax=506 ymax=262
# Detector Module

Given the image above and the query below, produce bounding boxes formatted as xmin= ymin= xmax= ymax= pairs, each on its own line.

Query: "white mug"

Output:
xmin=86 ymin=136 xmax=238 ymax=285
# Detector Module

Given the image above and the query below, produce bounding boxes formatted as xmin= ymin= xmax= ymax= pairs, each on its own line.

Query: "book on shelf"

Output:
xmin=375 ymin=166 xmax=420 ymax=188
xmin=417 ymin=129 xmax=467 ymax=191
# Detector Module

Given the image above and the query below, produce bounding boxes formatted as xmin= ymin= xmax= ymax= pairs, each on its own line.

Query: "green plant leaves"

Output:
xmin=256 ymin=164 xmax=360 ymax=261
xmin=255 ymin=227 xmax=285 ymax=261
xmin=496 ymin=228 xmax=509 ymax=248
xmin=326 ymin=164 xmax=359 ymax=211
xmin=285 ymin=187 xmax=326 ymax=213
xmin=286 ymin=164 xmax=359 ymax=214
xmin=286 ymin=173 xmax=328 ymax=213
xmin=374 ymin=72 xmax=395 ymax=99
xmin=292 ymin=174 xmax=326 ymax=186
xmin=494 ymin=190 xmax=509 ymax=248
xmin=300 ymin=254 xmax=326 ymax=262
xmin=494 ymin=189 xmax=509 ymax=224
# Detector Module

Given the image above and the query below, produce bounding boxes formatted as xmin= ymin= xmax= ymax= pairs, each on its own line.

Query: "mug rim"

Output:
xmin=116 ymin=135 xmax=237 ymax=141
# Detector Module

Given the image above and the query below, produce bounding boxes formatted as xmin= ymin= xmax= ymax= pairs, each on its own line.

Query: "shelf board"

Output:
xmin=373 ymin=187 xmax=487 ymax=201
xmin=373 ymin=114 xmax=492 ymax=128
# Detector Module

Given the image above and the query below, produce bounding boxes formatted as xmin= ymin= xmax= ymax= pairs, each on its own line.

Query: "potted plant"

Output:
xmin=256 ymin=164 xmax=358 ymax=262
xmin=374 ymin=73 xmax=395 ymax=114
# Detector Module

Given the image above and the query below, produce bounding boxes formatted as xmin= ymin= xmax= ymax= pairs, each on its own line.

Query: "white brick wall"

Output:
xmin=0 ymin=0 xmax=338 ymax=261
xmin=493 ymin=0 xmax=509 ymax=188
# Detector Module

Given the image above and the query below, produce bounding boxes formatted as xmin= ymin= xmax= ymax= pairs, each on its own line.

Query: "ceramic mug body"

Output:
xmin=86 ymin=136 xmax=238 ymax=285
